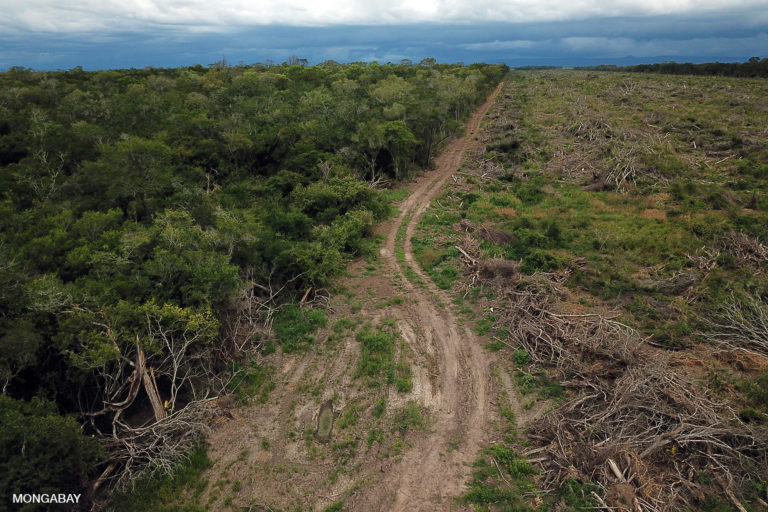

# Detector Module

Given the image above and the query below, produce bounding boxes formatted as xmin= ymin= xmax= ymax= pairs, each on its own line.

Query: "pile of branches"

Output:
xmin=457 ymin=219 xmax=517 ymax=246
xmin=493 ymin=278 xmax=768 ymax=510
xmin=454 ymin=238 xmax=768 ymax=508
xmin=719 ymin=231 xmax=768 ymax=266
xmin=498 ymin=277 xmax=641 ymax=374
xmin=703 ymin=291 xmax=768 ymax=358
xmin=531 ymin=358 xmax=767 ymax=511
xmin=97 ymin=398 xmax=217 ymax=490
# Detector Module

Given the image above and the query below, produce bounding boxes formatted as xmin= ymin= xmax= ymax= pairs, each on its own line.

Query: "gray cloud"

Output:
xmin=0 ymin=5 xmax=765 ymax=70
xmin=2 ymin=0 xmax=767 ymax=33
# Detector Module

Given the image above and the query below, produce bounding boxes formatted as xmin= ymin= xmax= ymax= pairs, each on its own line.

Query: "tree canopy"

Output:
xmin=0 ymin=60 xmax=507 ymax=505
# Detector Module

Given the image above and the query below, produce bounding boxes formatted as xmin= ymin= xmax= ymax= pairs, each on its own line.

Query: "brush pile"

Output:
xmin=456 ymin=244 xmax=768 ymax=510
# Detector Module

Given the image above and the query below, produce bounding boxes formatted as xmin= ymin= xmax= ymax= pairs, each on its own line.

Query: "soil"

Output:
xmin=201 ymin=83 xmax=527 ymax=512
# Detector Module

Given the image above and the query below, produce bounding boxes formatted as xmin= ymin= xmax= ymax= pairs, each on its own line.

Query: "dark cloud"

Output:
xmin=1 ymin=9 xmax=766 ymax=70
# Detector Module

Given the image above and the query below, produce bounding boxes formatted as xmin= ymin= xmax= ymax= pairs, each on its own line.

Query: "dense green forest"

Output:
xmin=577 ymin=56 xmax=768 ymax=76
xmin=0 ymin=61 xmax=507 ymax=506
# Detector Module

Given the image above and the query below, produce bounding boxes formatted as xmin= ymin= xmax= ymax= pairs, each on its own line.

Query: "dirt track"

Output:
xmin=203 ymin=83 xmax=505 ymax=512
xmin=348 ymin=83 xmax=504 ymax=511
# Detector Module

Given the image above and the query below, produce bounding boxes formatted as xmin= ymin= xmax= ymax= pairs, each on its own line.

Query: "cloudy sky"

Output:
xmin=1 ymin=0 xmax=766 ymax=69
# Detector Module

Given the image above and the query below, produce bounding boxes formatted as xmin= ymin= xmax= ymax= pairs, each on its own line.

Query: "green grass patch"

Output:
xmin=427 ymin=264 xmax=459 ymax=290
xmin=463 ymin=445 xmax=538 ymax=510
xmin=321 ymin=501 xmax=345 ymax=512
xmin=380 ymin=187 xmax=411 ymax=204
xmin=393 ymin=401 xmax=425 ymax=434
xmin=274 ymin=304 xmax=327 ymax=353
xmin=394 ymin=360 xmax=413 ymax=393
xmin=337 ymin=404 xmax=360 ymax=429
xmin=331 ymin=437 xmax=358 ymax=464
xmin=474 ymin=315 xmax=498 ymax=336
xmin=332 ymin=316 xmax=357 ymax=334
xmin=372 ymin=397 xmax=387 ymax=418
xmin=515 ymin=369 xmax=565 ymax=400
xmin=356 ymin=322 xmax=410 ymax=392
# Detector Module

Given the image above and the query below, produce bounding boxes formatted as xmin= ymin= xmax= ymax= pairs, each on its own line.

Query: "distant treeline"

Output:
xmin=577 ymin=57 xmax=768 ymax=77
xmin=511 ymin=66 xmax=561 ymax=71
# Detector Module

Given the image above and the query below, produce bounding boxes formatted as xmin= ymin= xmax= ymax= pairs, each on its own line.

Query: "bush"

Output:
xmin=0 ymin=396 xmax=103 ymax=506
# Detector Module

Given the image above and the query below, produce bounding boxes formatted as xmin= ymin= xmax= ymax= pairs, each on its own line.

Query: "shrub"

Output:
xmin=0 ymin=396 xmax=103 ymax=504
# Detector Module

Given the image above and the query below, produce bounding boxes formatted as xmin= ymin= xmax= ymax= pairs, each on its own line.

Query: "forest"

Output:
xmin=0 ymin=60 xmax=508 ymax=506
xmin=577 ymin=56 xmax=768 ymax=77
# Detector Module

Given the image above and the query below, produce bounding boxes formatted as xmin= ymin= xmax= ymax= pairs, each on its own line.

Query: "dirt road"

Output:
xmin=203 ymin=83 xmax=505 ymax=512
xmin=349 ymin=82 xmax=504 ymax=511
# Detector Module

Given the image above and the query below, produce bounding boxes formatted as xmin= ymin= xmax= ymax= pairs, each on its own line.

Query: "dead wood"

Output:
xmin=719 ymin=231 xmax=768 ymax=266
xmin=457 ymin=219 xmax=517 ymax=246
xmin=460 ymin=265 xmax=768 ymax=509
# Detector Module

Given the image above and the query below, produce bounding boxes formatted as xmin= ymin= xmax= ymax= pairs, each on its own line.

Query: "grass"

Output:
xmin=462 ymin=445 xmax=539 ymax=510
xmin=409 ymin=71 xmax=768 ymax=508
xmin=273 ymin=304 xmax=327 ymax=353
xmin=332 ymin=316 xmax=357 ymax=333
xmin=430 ymin=71 xmax=768 ymax=353
xmin=321 ymin=501 xmax=345 ymax=512
xmin=464 ymin=444 xmax=601 ymax=511
xmin=355 ymin=321 xmax=412 ymax=393
xmin=337 ymin=404 xmax=360 ymax=429
xmin=372 ymin=397 xmax=386 ymax=418
xmin=392 ymin=401 xmax=425 ymax=434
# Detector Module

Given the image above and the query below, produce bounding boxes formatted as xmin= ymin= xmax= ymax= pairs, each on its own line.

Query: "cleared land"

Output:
xmin=414 ymin=71 xmax=768 ymax=511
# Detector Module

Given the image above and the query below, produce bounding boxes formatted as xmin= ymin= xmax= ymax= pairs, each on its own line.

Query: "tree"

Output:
xmin=0 ymin=396 xmax=103 ymax=503
xmin=98 ymin=137 xmax=172 ymax=220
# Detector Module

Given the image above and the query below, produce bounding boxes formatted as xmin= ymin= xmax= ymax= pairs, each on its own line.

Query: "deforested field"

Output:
xmin=413 ymin=71 xmax=768 ymax=511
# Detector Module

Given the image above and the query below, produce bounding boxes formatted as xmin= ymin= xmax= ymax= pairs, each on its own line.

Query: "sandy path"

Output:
xmin=351 ymin=83 xmax=504 ymax=511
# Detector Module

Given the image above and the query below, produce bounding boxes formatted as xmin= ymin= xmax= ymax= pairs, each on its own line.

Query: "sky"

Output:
xmin=0 ymin=0 xmax=766 ymax=70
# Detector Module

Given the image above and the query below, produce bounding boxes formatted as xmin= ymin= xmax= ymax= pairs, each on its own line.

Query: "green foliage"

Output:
xmin=366 ymin=429 xmax=385 ymax=447
xmin=512 ymin=349 xmax=532 ymax=367
xmin=515 ymin=369 xmax=565 ymax=399
xmin=557 ymin=478 xmax=601 ymax=510
xmin=332 ymin=316 xmax=357 ymax=333
xmin=739 ymin=370 xmax=768 ymax=421
xmin=321 ymin=501 xmax=345 ymax=512
xmin=338 ymin=404 xmax=360 ymax=430
xmin=372 ymin=397 xmax=387 ymax=418
xmin=228 ymin=361 xmax=274 ymax=404
xmin=0 ymin=396 xmax=103 ymax=505
xmin=331 ymin=438 xmax=358 ymax=464
xmin=0 ymin=61 xmax=506 ymax=495
xmin=463 ymin=445 xmax=540 ymax=510
xmin=394 ymin=360 xmax=413 ymax=393
xmin=427 ymin=264 xmax=459 ymax=290
xmin=474 ymin=316 xmax=497 ymax=336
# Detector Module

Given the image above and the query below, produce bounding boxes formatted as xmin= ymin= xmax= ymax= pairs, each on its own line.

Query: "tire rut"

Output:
xmin=352 ymin=83 xmax=503 ymax=511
